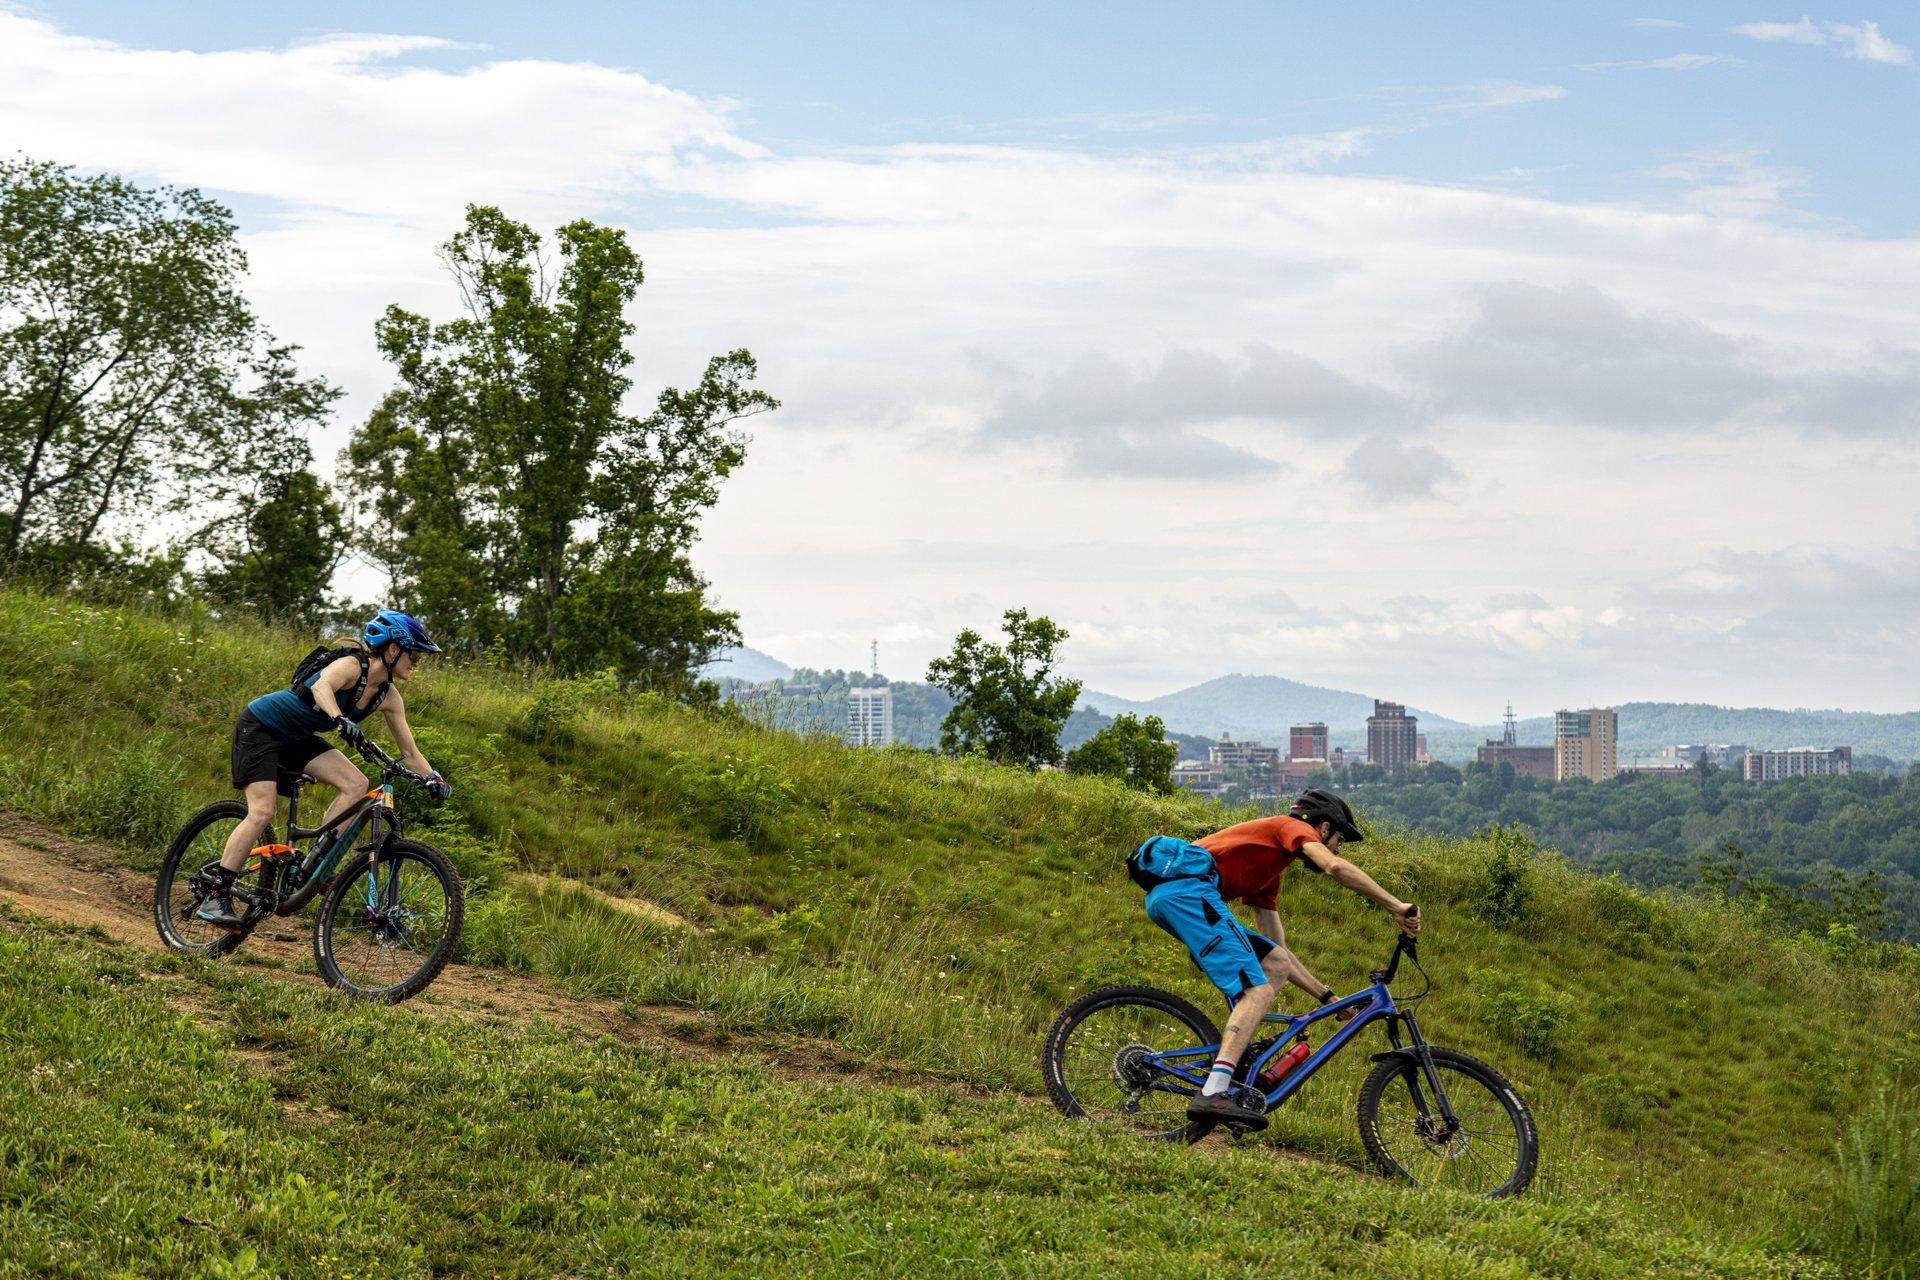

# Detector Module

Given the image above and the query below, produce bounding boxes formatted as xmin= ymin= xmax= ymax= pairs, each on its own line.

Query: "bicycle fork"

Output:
xmin=1382 ymin=1009 xmax=1460 ymax=1137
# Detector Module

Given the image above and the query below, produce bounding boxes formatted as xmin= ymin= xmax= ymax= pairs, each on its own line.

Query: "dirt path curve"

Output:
xmin=0 ymin=812 xmax=874 ymax=1083
xmin=0 ymin=812 xmax=1342 ymax=1174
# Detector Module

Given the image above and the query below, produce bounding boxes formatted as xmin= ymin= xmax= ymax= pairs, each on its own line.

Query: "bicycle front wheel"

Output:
xmin=1357 ymin=1046 xmax=1539 ymax=1198
xmin=313 ymin=839 xmax=464 ymax=1002
xmin=1040 ymin=984 xmax=1220 ymax=1142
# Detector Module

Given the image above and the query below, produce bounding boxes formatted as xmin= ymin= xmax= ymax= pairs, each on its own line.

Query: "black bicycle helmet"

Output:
xmin=1290 ymin=787 xmax=1364 ymax=843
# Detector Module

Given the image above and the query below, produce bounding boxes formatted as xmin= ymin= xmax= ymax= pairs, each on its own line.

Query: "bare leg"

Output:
xmin=303 ymin=749 xmax=371 ymax=837
xmin=1217 ymin=981 xmax=1276 ymax=1066
xmin=218 ymin=781 xmax=279 ymax=872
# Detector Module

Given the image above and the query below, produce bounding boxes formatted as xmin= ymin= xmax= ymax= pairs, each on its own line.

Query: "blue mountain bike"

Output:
xmin=1041 ymin=916 xmax=1539 ymax=1198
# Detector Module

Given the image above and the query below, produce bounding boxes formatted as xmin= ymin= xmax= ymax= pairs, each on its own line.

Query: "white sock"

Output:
xmin=1201 ymin=1060 xmax=1235 ymax=1097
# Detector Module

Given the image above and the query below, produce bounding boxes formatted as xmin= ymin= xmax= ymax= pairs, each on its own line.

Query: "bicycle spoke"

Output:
xmin=1370 ymin=1062 xmax=1524 ymax=1196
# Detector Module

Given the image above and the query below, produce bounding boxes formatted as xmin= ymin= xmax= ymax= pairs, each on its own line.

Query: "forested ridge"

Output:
xmin=1343 ymin=763 xmax=1920 ymax=939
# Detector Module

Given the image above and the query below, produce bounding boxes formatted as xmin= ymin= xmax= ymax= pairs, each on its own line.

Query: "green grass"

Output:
xmin=0 ymin=917 xmax=1837 ymax=1279
xmin=3 ymin=585 xmax=1918 ymax=1273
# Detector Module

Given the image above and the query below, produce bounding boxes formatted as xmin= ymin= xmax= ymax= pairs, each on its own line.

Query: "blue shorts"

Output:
xmin=1143 ymin=876 xmax=1277 ymax=1003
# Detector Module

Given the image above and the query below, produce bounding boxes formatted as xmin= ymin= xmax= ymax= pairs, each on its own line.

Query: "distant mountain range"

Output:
xmin=701 ymin=646 xmax=794 ymax=685
xmin=710 ymin=649 xmax=1920 ymax=764
xmin=1079 ymin=674 xmax=1473 ymax=743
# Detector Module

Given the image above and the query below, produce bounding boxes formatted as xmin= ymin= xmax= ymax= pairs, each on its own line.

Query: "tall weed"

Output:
xmin=1824 ymin=1084 xmax=1920 ymax=1278
xmin=1463 ymin=824 xmax=1536 ymax=931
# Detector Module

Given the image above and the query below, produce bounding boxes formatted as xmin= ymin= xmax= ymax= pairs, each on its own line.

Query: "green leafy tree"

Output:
xmin=1065 ymin=713 xmax=1177 ymax=792
xmin=926 ymin=609 xmax=1081 ymax=768
xmin=343 ymin=205 xmax=776 ymax=683
xmin=195 ymin=463 xmax=348 ymax=628
xmin=0 ymin=158 xmax=335 ymax=578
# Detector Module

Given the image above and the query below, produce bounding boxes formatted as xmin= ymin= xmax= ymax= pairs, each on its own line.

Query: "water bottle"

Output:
xmin=1257 ymin=1037 xmax=1313 ymax=1090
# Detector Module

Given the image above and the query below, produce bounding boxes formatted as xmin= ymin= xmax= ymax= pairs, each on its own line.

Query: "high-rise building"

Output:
xmin=846 ymin=685 xmax=894 ymax=747
xmin=1742 ymin=746 xmax=1851 ymax=781
xmin=1366 ymin=700 xmax=1419 ymax=769
xmin=1554 ymin=707 xmax=1618 ymax=782
xmin=1289 ymin=722 xmax=1330 ymax=762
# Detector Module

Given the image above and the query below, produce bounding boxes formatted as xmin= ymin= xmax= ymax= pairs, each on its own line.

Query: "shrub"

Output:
xmin=507 ymin=682 xmax=589 ymax=748
xmin=1822 ymin=1084 xmax=1920 ymax=1278
xmin=1484 ymin=980 xmax=1576 ymax=1060
xmin=1464 ymin=825 xmax=1536 ymax=931
xmin=670 ymin=750 xmax=795 ymax=848
xmin=1591 ymin=875 xmax=1656 ymax=956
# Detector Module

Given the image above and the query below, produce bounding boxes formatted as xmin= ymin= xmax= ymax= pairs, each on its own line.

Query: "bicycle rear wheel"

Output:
xmin=313 ymin=839 xmax=463 ymax=1002
xmin=153 ymin=802 xmax=257 ymax=956
xmin=1040 ymin=984 xmax=1220 ymax=1142
xmin=1357 ymin=1046 xmax=1539 ymax=1198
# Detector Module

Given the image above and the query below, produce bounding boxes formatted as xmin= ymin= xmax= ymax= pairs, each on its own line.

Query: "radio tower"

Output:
xmin=1503 ymin=703 xmax=1518 ymax=747
xmin=870 ymin=639 xmax=880 ymax=681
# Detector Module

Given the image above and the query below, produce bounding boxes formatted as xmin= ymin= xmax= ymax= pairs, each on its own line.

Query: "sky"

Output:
xmin=3 ymin=1 xmax=1919 ymax=719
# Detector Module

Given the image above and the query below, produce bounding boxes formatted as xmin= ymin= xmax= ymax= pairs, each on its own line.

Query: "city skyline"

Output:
xmin=5 ymin=3 xmax=1918 ymax=714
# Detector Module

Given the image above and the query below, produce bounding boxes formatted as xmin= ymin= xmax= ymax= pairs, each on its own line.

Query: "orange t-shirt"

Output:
xmin=1195 ymin=815 xmax=1325 ymax=910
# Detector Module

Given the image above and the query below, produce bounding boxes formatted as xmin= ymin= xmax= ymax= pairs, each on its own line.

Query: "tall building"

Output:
xmin=846 ymin=685 xmax=894 ymax=747
xmin=1554 ymin=707 xmax=1618 ymax=782
xmin=1289 ymin=722 xmax=1330 ymax=762
xmin=1743 ymin=746 xmax=1851 ymax=781
xmin=1366 ymin=700 xmax=1419 ymax=769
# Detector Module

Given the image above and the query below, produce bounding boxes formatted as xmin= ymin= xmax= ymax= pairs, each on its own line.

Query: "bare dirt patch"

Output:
xmin=0 ymin=812 xmax=959 ymax=1096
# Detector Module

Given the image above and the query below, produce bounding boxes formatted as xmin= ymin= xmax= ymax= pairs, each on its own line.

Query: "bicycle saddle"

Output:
xmin=275 ymin=770 xmax=317 ymax=796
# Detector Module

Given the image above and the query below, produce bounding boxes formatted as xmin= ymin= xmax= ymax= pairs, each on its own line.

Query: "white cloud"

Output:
xmin=1829 ymin=19 xmax=1912 ymax=63
xmin=1733 ymin=17 xmax=1828 ymax=44
xmin=1645 ymin=147 xmax=1809 ymax=217
xmin=0 ymin=8 xmax=758 ymax=232
xmin=1580 ymin=53 xmax=1735 ymax=71
xmin=1732 ymin=16 xmax=1912 ymax=63
xmin=1455 ymin=81 xmax=1569 ymax=110
xmin=6 ymin=8 xmax=1920 ymax=709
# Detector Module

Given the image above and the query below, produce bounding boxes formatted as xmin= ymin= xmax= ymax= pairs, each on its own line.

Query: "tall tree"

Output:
xmin=345 ymin=206 xmax=776 ymax=683
xmin=1065 ymin=713 xmax=1178 ymax=793
xmin=0 ymin=158 xmax=334 ymax=577
xmin=926 ymin=609 xmax=1082 ymax=768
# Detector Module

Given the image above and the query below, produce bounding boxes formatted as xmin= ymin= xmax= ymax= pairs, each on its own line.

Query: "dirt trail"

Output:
xmin=0 ymin=812 xmax=1347 ymax=1175
xmin=0 ymin=812 xmax=874 ymax=1082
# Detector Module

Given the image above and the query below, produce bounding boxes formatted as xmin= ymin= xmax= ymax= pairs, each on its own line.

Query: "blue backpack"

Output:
xmin=1126 ymin=835 xmax=1218 ymax=891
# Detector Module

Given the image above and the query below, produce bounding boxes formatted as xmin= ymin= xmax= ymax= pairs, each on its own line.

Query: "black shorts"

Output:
xmin=230 ymin=711 xmax=331 ymax=792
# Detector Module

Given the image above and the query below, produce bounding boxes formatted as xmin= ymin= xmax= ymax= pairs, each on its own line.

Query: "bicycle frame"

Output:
xmin=267 ymin=780 xmax=398 ymax=915
xmin=1141 ymin=935 xmax=1459 ymax=1124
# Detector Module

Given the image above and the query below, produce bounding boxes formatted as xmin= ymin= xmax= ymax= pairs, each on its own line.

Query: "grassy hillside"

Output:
xmin=0 ymin=914 xmax=1837 ymax=1280
xmin=3 ymin=586 xmax=1918 ymax=1274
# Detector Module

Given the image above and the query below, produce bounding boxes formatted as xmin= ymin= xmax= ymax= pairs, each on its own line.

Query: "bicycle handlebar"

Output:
xmin=1376 ymin=903 xmax=1419 ymax=987
xmin=350 ymin=734 xmax=429 ymax=787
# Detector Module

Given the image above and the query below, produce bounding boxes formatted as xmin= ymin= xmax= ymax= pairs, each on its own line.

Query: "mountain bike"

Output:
xmin=153 ymin=736 xmax=464 ymax=1003
xmin=1040 ymin=912 xmax=1539 ymax=1198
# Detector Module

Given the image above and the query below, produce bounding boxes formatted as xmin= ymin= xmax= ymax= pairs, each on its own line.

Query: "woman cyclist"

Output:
xmin=197 ymin=609 xmax=451 ymax=929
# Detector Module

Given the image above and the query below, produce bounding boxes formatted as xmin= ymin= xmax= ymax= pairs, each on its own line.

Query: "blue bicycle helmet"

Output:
xmin=362 ymin=609 xmax=443 ymax=655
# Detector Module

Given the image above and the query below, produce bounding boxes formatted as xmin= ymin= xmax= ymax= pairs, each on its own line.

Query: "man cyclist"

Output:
xmin=1127 ymin=788 xmax=1420 ymax=1130
xmin=198 ymin=609 xmax=451 ymax=929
